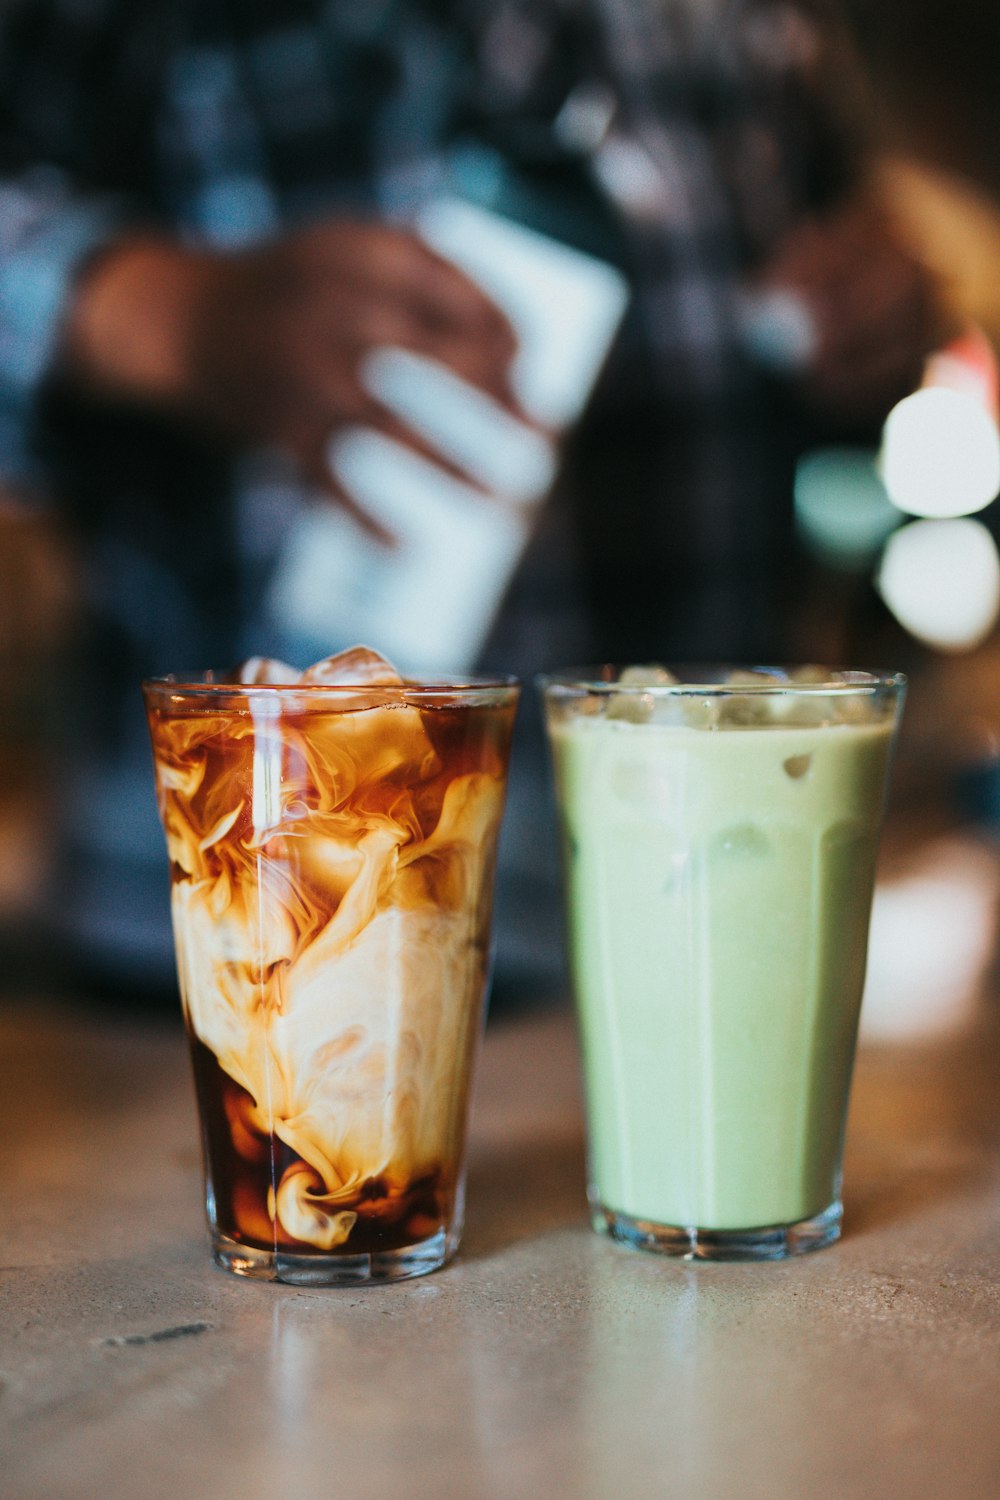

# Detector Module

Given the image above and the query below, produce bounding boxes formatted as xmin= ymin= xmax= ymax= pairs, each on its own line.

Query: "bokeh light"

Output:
xmin=877 ymin=516 xmax=1000 ymax=651
xmin=794 ymin=448 xmax=900 ymax=571
xmin=880 ymin=386 xmax=1000 ymax=518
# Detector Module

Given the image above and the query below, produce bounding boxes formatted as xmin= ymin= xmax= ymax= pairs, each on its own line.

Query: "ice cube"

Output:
xmin=301 ymin=645 xmax=404 ymax=686
xmin=717 ymin=692 xmax=773 ymax=727
xmin=618 ymin=664 xmax=678 ymax=686
xmin=681 ymin=696 xmax=721 ymax=731
xmin=832 ymin=693 xmax=871 ymax=725
xmin=720 ymin=668 xmax=794 ymax=727
xmin=608 ymin=663 xmax=678 ymax=722
xmin=607 ymin=692 xmax=655 ymax=723
xmin=237 ymin=656 xmax=301 ymax=684
xmin=725 ymin=668 xmax=789 ymax=686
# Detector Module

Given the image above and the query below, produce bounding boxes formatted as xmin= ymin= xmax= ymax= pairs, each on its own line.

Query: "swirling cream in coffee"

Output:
xmin=146 ymin=649 xmax=516 ymax=1258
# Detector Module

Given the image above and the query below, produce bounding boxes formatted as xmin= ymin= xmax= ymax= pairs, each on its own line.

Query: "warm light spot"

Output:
xmin=880 ymin=388 xmax=1000 ymax=519
xmin=861 ymin=838 xmax=1000 ymax=1040
xmin=877 ymin=518 xmax=1000 ymax=651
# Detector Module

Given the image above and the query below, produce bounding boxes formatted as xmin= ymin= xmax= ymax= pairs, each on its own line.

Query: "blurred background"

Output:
xmin=3 ymin=0 xmax=1000 ymax=1037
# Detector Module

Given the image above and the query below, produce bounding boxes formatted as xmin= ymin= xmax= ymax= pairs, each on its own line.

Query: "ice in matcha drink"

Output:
xmin=543 ymin=667 xmax=904 ymax=1260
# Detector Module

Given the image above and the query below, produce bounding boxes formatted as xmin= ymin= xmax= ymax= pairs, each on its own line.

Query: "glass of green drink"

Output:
xmin=542 ymin=666 xmax=905 ymax=1261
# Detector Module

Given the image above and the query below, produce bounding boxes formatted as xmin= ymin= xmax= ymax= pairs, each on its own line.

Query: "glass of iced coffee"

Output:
xmin=542 ymin=665 xmax=905 ymax=1261
xmin=144 ymin=648 xmax=518 ymax=1284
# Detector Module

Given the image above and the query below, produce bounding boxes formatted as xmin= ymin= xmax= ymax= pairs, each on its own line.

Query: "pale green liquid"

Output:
xmin=551 ymin=714 xmax=894 ymax=1231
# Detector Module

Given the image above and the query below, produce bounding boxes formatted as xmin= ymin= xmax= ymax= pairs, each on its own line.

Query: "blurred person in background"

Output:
xmin=0 ymin=0 xmax=945 ymax=1006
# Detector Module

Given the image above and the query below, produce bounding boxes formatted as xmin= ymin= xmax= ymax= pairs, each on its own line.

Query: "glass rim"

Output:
xmin=142 ymin=671 xmax=520 ymax=707
xmin=538 ymin=665 xmax=907 ymax=697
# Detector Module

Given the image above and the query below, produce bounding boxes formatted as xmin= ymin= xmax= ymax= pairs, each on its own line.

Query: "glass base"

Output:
xmin=593 ymin=1199 xmax=842 ymax=1262
xmin=212 ymin=1227 xmax=455 ymax=1285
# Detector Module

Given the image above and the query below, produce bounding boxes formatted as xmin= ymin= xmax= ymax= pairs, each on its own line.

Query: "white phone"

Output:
xmin=268 ymin=198 xmax=630 ymax=675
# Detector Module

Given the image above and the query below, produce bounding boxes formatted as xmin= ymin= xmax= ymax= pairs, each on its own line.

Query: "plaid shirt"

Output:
xmin=0 ymin=0 xmax=872 ymax=978
xmin=0 ymin=0 xmax=866 ymax=479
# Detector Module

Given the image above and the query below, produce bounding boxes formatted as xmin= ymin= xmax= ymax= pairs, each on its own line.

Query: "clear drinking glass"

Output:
xmin=144 ymin=671 xmax=518 ymax=1284
xmin=542 ymin=666 xmax=905 ymax=1261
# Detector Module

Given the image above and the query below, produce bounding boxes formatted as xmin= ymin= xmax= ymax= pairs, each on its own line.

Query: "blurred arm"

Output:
xmin=0 ymin=0 xmax=522 ymax=512
xmin=752 ymin=191 xmax=953 ymax=425
xmin=737 ymin=0 xmax=952 ymax=427
xmin=59 ymin=221 xmax=522 ymax=511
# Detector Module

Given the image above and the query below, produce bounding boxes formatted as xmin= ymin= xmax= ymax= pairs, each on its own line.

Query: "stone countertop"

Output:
xmin=2 ymin=993 xmax=999 ymax=1500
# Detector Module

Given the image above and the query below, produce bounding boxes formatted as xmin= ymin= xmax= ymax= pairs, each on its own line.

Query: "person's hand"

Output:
xmin=62 ymin=220 xmax=521 ymax=515
xmin=750 ymin=194 xmax=953 ymax=425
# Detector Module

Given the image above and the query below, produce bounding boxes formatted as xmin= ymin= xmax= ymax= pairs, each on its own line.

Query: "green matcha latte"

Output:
xmin=543 ymin=667 xmax=904 ymax=1260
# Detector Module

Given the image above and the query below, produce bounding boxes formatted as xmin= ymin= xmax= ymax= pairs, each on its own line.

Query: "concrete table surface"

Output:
xmin=2 ymin=993 xmax=999 ymax=1500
